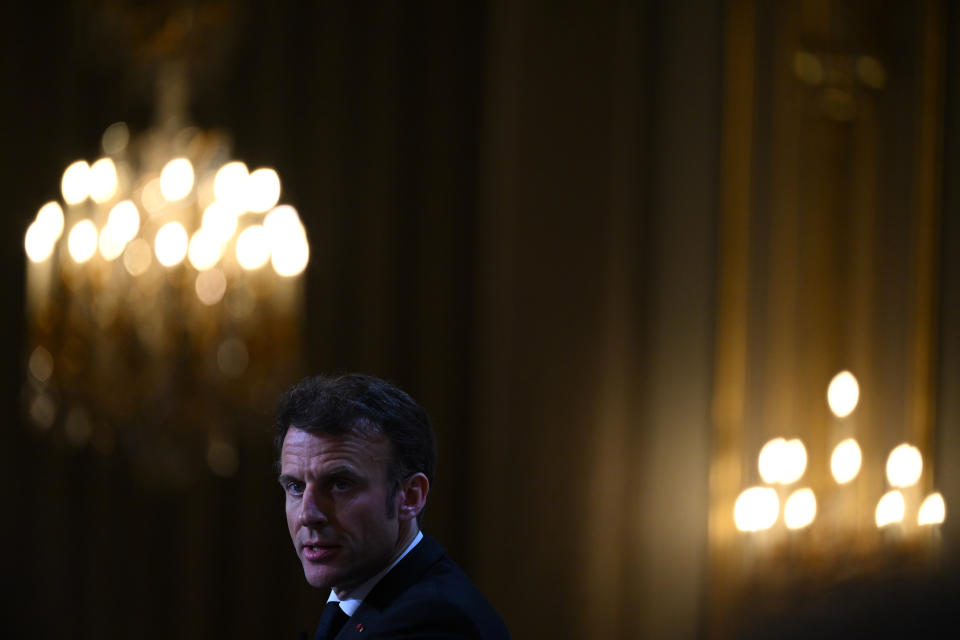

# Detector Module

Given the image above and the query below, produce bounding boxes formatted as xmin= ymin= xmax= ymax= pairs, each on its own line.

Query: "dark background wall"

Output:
xmin=1 ymin=2 xmax=957 ymax=639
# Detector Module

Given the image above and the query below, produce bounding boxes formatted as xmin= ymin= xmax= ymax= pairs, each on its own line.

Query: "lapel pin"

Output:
xmin=356 ymin=623 xmax=365 ymax=632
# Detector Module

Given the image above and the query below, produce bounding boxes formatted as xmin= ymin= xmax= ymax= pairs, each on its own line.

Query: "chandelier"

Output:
xmin=22 ymin=111 xmax=309 ymax=486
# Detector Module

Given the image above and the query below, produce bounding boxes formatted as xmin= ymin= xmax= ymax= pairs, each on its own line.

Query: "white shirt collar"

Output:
xmin=326 ymin=530 xmax=423 ymax=617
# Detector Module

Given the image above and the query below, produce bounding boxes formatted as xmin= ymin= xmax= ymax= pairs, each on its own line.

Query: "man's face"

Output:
xmin=279 ymin=428 xmax=405 ymax=593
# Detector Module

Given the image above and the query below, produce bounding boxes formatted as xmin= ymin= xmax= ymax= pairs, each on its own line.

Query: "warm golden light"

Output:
xmin=918 ymin=492 xmax=946 ymax=526
xmin=784 ymin=488 xmax=817 ymax=530
xmin=827 ymin=370 xmax=860 ymax=418
xmin=28 ymin=346 xmax=54 ymax=382
xmin=886 ymin=443 xmax=923 ymax=488
xmin=106 ymin=200 xmax=140 ymax=245
xmin=67 ymin=220 xmax=98 ymax=263
xmin=235 ymin=224 xmax=270 ymax=270
xmin=201 ymin=201 xmax=239 ymax=244
xmin=154 ymin=221 xmax=188 ymax=267
xmin=758 ymin=437 xmax=806 ymax=485
xmin=25 ymin=221 xmax=55 ymax=263
xmin=195 ymin=268 xmax=227 ymax=305
xmin=247 ymin=167 xmax=281 ymax=213
xmin=98 ymin=226 xmax=125 ymax=261
xmin=876 ymin=490 xmax=905 ymax=527
xmin=160 ymin=157 xmax=195 ymax=202
xmin=89 ymin=157 xmax=118 ymax=203
xmin=188 ymin=228 xmax=223 ymax=271
xmin=830 ymin=438 xmax=862 ymax=484
xmin=61 ymin=160 xmax=91 ymax=205
xmin=140 ymin=177 xmax=166 ymax=214
xmin=36 ymin=201 xmax=65 ymax=240
xmin=123 ymin=238 xmax=152 ymax=276
xmin=101 ymin=121 xmax=130 ymax=155
xmin=734 ymin=487 xmax=779 ymax=532
xmin=213 ymin=161 xmax=249 ymax=208
xmin=758 ymin=438 xmax=786 ymax=484
xmin=265 ymin=205 xmax=309 ymax=277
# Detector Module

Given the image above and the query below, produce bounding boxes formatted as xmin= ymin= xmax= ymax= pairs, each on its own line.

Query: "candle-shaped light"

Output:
xmin=830 ymin=438 xmax=862 ymax=484
xmin=918 ymin=492 xmax=946 ymax=526
xmin=827 ymin=371 xmax=859 ymax=418
xmin=876 ymin=490 xmax=905 ymax=527
xmin=734 ymin=487 xmax=779 ymax=532
xmin=886 ymin=444 xmax=923 ymax=488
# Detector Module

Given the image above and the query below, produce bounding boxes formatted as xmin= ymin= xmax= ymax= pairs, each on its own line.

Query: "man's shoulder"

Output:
xmin=357 ymin=535 xmax=510 ymax=639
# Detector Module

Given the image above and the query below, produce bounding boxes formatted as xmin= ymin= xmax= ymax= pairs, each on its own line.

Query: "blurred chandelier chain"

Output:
xmin=22 ymin=65 xmax=309 ymax=485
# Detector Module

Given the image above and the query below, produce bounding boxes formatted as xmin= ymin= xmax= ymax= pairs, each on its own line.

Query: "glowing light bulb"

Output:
xmin=265 ymin=205 xmax=309 ymax=277
xmin=106 ymin=200 xmax=140 ymax=245
xmin=918 ymin=492 xmax=946 ymax=526
xmin=67 ymin=220 xmax=99 ymax=263
xmin=89 ymin=157 xmax=118 ymax=203
xmin=235 ymin=224 xmax=270 ymax=270
xmin=160 ymin=157 xmax=195 ymax=202
xmin=246 ymin=167 xmax=280 ymax=212
xmin=98 ymin=226 xmax=125 ymax=261
xmin=123 ymin=238 xmax=152 ymax=276
xmin=201 ymin=201 xmax=239 ymax=244
xmin=25 ymin=221 xmax=55 ymax=263
xmin=61 ymin=160 xmax=91 ymax=205
xmin=36 ymin=202 xmax=64 ymax=240
xmin=195 ymin=268 xmax=227 ymax=305
xmin=886 ymin=443 xmax=923 ymax=488
xmin=758 ymin=438 xmax=807 ymax=485
xmin=784 ymin=488 xmax=816 ymax=529
xmin=827 ymin=371 xmax=860 ymax=418
xmin=213 ymin=161 xmax=249 ymax=209
xmin=734 ymin=487 xmax=779 ymax=532
xmin=188 ymin=228 xmax=224 ymax=271
xmin=830 ymin=438 xmax=862 ymax=484
xmin=154 ymin=221 xmax=188 ymax=267
xmin=875 ymin=490 xmax=905 ymax=527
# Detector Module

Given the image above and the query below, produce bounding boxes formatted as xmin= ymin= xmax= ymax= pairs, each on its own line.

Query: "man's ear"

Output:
xmin=397 ymin=473 xmax=429 ymax=522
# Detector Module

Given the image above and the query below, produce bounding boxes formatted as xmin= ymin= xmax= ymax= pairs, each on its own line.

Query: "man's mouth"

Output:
xmin=302 ymin=543 xmax=339 ymax=562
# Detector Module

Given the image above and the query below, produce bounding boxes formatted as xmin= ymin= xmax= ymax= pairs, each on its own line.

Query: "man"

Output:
xmin=275 ymin=374 xmax=510 ymax=640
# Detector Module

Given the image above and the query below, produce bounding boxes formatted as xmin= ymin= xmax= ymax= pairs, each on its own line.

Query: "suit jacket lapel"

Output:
xmin=334 ymin=534 xmax=446 ymax=639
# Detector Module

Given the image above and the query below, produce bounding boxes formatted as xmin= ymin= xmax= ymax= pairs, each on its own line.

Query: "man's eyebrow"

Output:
xmin=277 ymin=473 xmax=300 ymax=485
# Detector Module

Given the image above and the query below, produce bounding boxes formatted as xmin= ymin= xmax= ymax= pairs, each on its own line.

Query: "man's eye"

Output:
xmin=286 ymin=481 xmax=304 ymax=496
xmin=331 ymin=479 xmax=352 ymax=492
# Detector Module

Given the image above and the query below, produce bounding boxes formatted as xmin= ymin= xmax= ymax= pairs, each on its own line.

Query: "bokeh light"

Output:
xmin=827 ymin=370 xmax=860 ymax=418
xmin=734 ymin=487 xmax=779 ymax=532
xmin=188 ymin=228 xmax=224 ymax=271
xmin=886 ymin=443 xmax=923 ymax=488
xmin=154 ymin=221 xmax=188 ymax=267
xmin=875 ymin=490 xmax=905 ymax=527
xmin=61 ymin=160 xmax=91 ymax=205
xmin=36 ymin=201 xmax=65 ymax=240
xmin=918 ymin=492 xmax=946 ymax=526
xmin=89 ymin=157 xmax=118 ymax=203
xmin=160 ymin=157 xmax=195 ymax=202
xmin=830 ymin=438 xmax=862 ymax=484
xmin=67 ymin=220 xmax=98 ymax=263
xmin=758 ymin=437 xmax=807 ymax=485
xmin=195 ymin=268 xmax=227 ymax=305
xmin=123 ymin=238 xmax=152 ymax=276
xmin=265 ymin=205 xmax=309 ymax=276
xmin=213 ymin=161 xmax=249 ymax=209
xmin=784 ymin=488 xmax=817 ymax=530
xmin=246 ymin=167 xmax=280 ymax=212
xmin=201 ymin=201 xmax=239 ymax=244
xmin=106 ymin=200 xmax=140 ymax=245
xmin=235 ymin=224 xmax=270 ymax=270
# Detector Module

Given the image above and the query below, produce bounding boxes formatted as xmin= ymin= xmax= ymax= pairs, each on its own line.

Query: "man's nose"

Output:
xmin=298 ymin=485 xmax=328 ymax=526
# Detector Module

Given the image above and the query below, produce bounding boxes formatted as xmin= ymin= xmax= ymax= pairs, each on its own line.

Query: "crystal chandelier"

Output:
xmin=23 ymin=109 xmax=309 ymax=486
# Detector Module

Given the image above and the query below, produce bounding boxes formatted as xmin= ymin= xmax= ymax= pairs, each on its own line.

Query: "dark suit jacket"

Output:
xmin=318 ymin=533 xmax=510 ymax=640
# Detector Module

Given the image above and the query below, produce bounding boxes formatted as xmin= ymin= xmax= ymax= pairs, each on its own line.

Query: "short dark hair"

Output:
xmin=274 ymin=374 xmax=436 ymax=516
